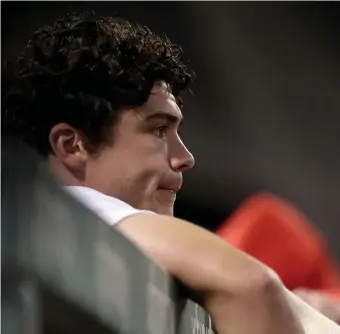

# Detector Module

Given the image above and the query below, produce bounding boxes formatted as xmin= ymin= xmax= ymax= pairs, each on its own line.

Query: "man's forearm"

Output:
xmin=118 ymin=213 xmax=340 ymax=333
xmin=206 ymin=277 xmax=340 ymax=334
xmin=286 ymin=288 xmax=340 ymax=333
xmin=118 ymin=214 xmax=301 ymax=333
xmin=203 ymin=269 xmax=304 ymax=334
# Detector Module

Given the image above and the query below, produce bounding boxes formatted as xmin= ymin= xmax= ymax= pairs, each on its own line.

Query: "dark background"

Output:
xmin=2 ymin=1 xmax=340 ymax=258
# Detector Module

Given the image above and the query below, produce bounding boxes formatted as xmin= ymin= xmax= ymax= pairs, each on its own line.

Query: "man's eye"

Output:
xmin=153 ymin=125 xmax=167 ymax=138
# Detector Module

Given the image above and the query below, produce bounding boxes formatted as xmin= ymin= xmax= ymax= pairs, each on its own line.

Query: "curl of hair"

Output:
xmin=3 ymin=11 xmax=195 ymax=155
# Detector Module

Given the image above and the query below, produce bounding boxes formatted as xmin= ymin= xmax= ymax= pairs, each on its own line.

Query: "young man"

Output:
xmin=3 ymin=11 xmax=340 ymax=334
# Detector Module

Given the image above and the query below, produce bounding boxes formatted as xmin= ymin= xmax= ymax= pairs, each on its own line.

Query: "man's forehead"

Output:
xmin=144 ymin=110 xmax=183 ymax=126
xmin=122 ymin=81 xmax=183 ymax=125
xmin=150 ymin=82 xmax=176 ymax=102
xmin=145 ymin=83 xmax=183 ymax=120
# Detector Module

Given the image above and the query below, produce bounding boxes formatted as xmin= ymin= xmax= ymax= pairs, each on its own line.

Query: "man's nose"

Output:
xmin=170 ymin=145 xmax=195 ymax=172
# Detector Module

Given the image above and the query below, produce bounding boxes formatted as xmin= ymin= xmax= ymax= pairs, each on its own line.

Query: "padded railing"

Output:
xmin=2 ymin=139 xmax=216 ymax=334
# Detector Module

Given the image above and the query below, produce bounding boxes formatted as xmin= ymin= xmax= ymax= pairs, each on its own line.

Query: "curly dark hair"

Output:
xmin=3 ymin=11 xmax=195 ymax=156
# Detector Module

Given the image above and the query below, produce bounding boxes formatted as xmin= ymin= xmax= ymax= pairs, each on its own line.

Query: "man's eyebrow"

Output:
xmin=145 ymin=112 xmax=184 ymax=126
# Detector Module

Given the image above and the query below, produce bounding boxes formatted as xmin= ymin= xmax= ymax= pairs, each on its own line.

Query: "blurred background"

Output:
xmin=2 ymin=1 xmax=340 ymax=259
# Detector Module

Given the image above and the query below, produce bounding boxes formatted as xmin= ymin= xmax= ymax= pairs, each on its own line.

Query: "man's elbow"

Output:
xmin=244 ymin=266 xmax=282 ymax=297
xmin=223 ymin=263 xmax=282 ymax=299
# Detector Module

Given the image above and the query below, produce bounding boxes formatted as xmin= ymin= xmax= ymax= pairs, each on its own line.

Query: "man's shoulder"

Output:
xmin=64 ymin=186 xmax=154 ymax=226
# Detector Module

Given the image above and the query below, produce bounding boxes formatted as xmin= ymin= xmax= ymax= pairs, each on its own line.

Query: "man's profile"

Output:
xmin=3 ymin=11 xmax=340 ymax=334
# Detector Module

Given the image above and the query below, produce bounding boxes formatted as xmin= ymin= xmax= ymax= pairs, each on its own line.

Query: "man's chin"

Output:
xmin=136 ymin=199 xmax=174 ymax=216
xmin=151 ymin=203 xmax=174 ymax=217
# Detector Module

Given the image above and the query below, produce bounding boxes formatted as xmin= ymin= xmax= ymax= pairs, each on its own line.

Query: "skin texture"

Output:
xmin=116 ymin=213 xmax=339 ymax=334
xmin=4 ymin=11 xmax=340 ymax=333
xmin=49 ymin=82 xmax=194 ymax=216
xmin=294 ymin=288 xmax=340 ymax=325
xmin=48 ymin=83 xmax=340 ymax=333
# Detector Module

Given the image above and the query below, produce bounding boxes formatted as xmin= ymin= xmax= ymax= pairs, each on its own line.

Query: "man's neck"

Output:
xmin=48 ymin=155 xmax=85 ymax=187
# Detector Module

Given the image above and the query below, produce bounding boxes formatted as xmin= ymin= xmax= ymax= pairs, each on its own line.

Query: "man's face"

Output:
xmin=84 ymin=82 xmax=195 ymax=216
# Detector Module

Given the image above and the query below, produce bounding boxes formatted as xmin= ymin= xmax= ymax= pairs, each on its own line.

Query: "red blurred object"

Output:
xmin=216 ymin=193 xmax=340 ymax=300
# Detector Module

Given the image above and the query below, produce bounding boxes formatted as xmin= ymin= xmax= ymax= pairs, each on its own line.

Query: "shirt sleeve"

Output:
xmin=64 ymin=186 xmax=155 ymax=227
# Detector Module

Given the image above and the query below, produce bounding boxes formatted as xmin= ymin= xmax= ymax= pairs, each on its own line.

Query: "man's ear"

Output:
xmin=49 ymin=123 xmax=88 ymax=169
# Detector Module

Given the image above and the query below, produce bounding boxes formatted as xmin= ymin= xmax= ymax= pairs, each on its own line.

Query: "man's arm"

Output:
xmin=116 ymin=214 xmax=310 ymax=334
xmin=294 ymin=288 xmax=340 ymax=324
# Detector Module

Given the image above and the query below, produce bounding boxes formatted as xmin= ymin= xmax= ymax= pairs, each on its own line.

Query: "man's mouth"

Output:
xmin=158 ymin=188 xmax=177 ymax=202
xmin=158 ymin=175 xmax=183 ymax=195
xmin=160 ymin=188 xmax=177 ymax=194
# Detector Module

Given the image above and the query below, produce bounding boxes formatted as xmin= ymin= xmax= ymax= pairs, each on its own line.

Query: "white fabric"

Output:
xmin=64 ymin=186 xmax=154 ymax=226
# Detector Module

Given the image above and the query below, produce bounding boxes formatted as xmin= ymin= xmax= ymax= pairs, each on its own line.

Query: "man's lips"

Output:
xmin=159 ymin=188 xmax=178 ymax=193
xmin=159 ymin=180 xmax=182 ymax=193
xmin=158 ymin=173 xmax=183 ymax=197
xmin=158 ymin=178 xmax=182 ymax=195
xmin=157 ymin=188 xmax=177 ymax=202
